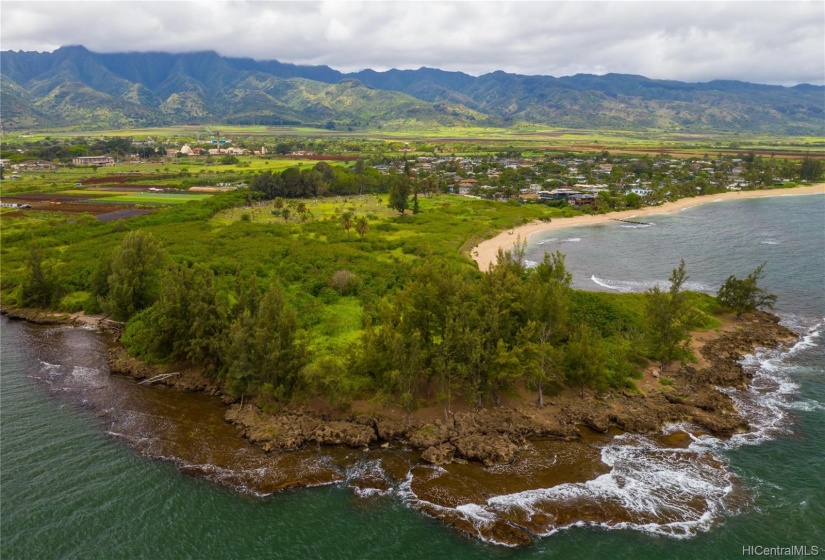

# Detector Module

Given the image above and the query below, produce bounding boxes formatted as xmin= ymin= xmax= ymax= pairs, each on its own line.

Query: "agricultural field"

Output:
xmin=7 ymin=125 xmax=824 ymax=159
xmin=0 ymin=156 xmax=347 ymax=220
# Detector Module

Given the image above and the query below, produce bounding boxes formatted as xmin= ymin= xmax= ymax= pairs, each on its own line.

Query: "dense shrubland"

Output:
xmin=3 ymin=162 xmax=770 ymax=415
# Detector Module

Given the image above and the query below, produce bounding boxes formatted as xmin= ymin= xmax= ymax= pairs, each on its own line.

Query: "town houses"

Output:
xmin=370 ymin=150 xmax=796 ymax=210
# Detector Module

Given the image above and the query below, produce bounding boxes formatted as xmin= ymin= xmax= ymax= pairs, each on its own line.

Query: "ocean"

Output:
xmin=2 ymin=194 xmax=823 ymax=559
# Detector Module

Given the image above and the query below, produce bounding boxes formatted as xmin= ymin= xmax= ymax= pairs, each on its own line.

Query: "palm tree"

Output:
xmin=340 ymin=211 xmax=354 ymax=237
xmin=355 ymin=216 xmax=369 ymax=240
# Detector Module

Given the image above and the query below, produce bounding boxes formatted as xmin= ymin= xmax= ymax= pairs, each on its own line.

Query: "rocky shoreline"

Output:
xmin=0 ymin=306 xmax=122 ymax=332
xmin=102 ymin=309 xmax=796 ymax=468
xmin=3 ymin=304 xmax=800 ymax=546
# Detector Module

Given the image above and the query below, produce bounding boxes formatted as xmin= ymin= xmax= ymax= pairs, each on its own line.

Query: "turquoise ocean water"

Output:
xmin=2 ymin=194 xmax=823 ymax=559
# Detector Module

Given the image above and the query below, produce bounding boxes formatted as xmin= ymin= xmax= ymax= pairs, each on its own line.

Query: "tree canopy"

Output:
xmin=645 ymin=260 xmax=698 ymax=372
xmin=717 ymin=262 xmax=777 ymax=318
xmin=96 ymin=230 xmax=165 ymax=321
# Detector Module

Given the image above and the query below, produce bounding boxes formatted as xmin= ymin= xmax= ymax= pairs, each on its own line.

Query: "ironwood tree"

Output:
xmin=100 ymin=230 xmax=165 ymax=321
xmin=717 ymin=262 xmax=777 ymax=318
xmin=645 ymin=260 xmax=697 ymax=372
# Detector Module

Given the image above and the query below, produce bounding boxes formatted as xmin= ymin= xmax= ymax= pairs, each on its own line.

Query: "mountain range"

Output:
xmin=1 ymin=45 xmax=823 ymax=134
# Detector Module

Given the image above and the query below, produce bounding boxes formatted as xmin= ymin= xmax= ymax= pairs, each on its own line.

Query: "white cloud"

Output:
xmin=1 ymin=1 xmax=822 ymax=85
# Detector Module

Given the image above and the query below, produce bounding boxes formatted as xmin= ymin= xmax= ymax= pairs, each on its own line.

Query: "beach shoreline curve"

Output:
xmin=471 ymin=183 xmax=825 ymax=271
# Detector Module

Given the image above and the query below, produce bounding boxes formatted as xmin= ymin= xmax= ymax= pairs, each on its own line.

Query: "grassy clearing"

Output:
xmin=172 ymin=157 xmax=325 ymax=174
xmin=1 ymin=189 xmax=556 ymax=319
xmin=0 ymin=157 xmax=343 ymax=211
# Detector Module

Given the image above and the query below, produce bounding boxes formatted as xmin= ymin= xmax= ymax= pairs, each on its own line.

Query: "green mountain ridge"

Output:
xmin=1 ymin=46 xmax=822 ymax=133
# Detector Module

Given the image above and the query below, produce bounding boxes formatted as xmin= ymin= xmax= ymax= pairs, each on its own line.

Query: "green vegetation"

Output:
xmin=800 ymin=155 xmax=824 ymax=181
xmin=645 ymin=260 xmax=699 ymax=371
xmin=92 ymin=230 xmax=165 ymax=320
xmin=18 ymin=243 xmax=63 ymax=308
xmin=2 ymin=131 xmax=784 ymax=416
xmin=717 ymin=262 xmax=778 ymax=318
xmin=4 ymin=47 xmax=823 ymax=134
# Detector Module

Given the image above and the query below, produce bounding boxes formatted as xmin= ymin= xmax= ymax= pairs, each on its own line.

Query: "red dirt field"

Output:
xmin=0 ymin=198 xmax=146 ymax=216
xmin=86 ymin=184 xmax=178 ymax=192
xmin=3 ymin=193 xmax=111 ymax=202
xmin=80 ymin=173 xmax=178 ymax=185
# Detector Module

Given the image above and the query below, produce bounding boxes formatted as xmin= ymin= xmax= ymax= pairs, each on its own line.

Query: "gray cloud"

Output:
xmin=1 ymin=1 xmax=822 ymax=85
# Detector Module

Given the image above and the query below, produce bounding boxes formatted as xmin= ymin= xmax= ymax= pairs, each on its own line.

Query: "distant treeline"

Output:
xmin=249 ymin=161 xmax=415 ymax=199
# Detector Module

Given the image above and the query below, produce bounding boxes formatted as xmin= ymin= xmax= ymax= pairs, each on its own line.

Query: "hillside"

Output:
xmin=1 ymin=46 xmax=822 ymax=133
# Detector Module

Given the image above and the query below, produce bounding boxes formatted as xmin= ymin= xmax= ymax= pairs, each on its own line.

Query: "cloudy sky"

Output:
xmin=2 ymin=1 xmax=823 ymax=85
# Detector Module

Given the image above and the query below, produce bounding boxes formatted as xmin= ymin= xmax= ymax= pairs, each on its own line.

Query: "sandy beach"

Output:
xmin=472 ymin=183 xmax=825 ymax=271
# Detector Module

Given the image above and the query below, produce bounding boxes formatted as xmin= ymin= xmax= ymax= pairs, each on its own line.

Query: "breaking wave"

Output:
xmin=619 ymin=223 xmax=655 ymax=229
xmin=399 ymin=436 xmax=745 ymax=545
xmin=535 ymin=237 xmax=581 ymax=245
xmin=397 ymin=315 xmax=821 ymax=545
xmin=590 ymin=275 xmax=715 ymax=294
xmin=345 ymin=458 xmax=394 ymax=498
xmin=687 ymin=317 xmax=822 ymax=450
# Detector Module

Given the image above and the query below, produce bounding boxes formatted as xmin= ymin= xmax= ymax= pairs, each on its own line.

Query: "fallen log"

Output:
xmin=137 ymin=372 xmax=181 ymax=385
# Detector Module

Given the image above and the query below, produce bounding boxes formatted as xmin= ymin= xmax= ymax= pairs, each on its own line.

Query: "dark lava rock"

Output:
xmin=375 ymin=416 xmax=409 ymax=440
xmin=422 ymin=443 xmax=456 ymax=465
xmin=314 ymin=421 xmax=377 ymax=447
xmin=580 ymin=411 xmax=611 ymax=433
xmin=409 ymin=422 xmax=453 ymax=449
xmin=452 ymin=434 xmax=517 ymax=466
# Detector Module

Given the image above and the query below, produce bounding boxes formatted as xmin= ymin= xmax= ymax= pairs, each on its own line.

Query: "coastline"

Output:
xmin=472 ymin=183 xmax=825 ymax=271
xmin=104 ymin=310 xmax=797 ymax=459
xmin=3 ymin=181 xmax=820 ymax=548
xmin=16 ymin=306 xmax=799 ymax=546
xmin=2 ymin=305 xmax=799 ymax=465
xmin=2 ymin=297 xmax=802 ymax=546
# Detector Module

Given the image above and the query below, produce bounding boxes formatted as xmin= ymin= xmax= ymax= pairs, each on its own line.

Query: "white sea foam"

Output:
xmin=398 ymin=315 xmax=822 ymax=545
xmin=619 ymin=223 xmax=655 ymax=229
xmin=760 ymin=241 xmax=780 ymax=245
xmin=662 ymin=422 xmax=704 ymax=435
xmin=591 ymin=275 xmax=626 ymax=291
xmin=686 ymin=318 xmax=821 ymax=451
xmin=785 ymin=399 xmax=825 ymax=412
xmin=455 ymin=503 xmax=498 ymax=526
xmin=39 ymin=360 xmax=63 ymax=377
xmin=397 ymin=468 xmax=513 ymax=545
xmin=345 ymin=459 xmax=393 ymax=498
xmin=488 ymin=435 xmax=738 ymax=538
xmin=537 ymin=237 xmax=581 ymax=244
xmin=590 ymin=276 xmax=714 ymax=294
xmin=400 ymin=436 xmax=740 ymax=544
xmin=71 ymin=365 xmax=100 ymax=379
